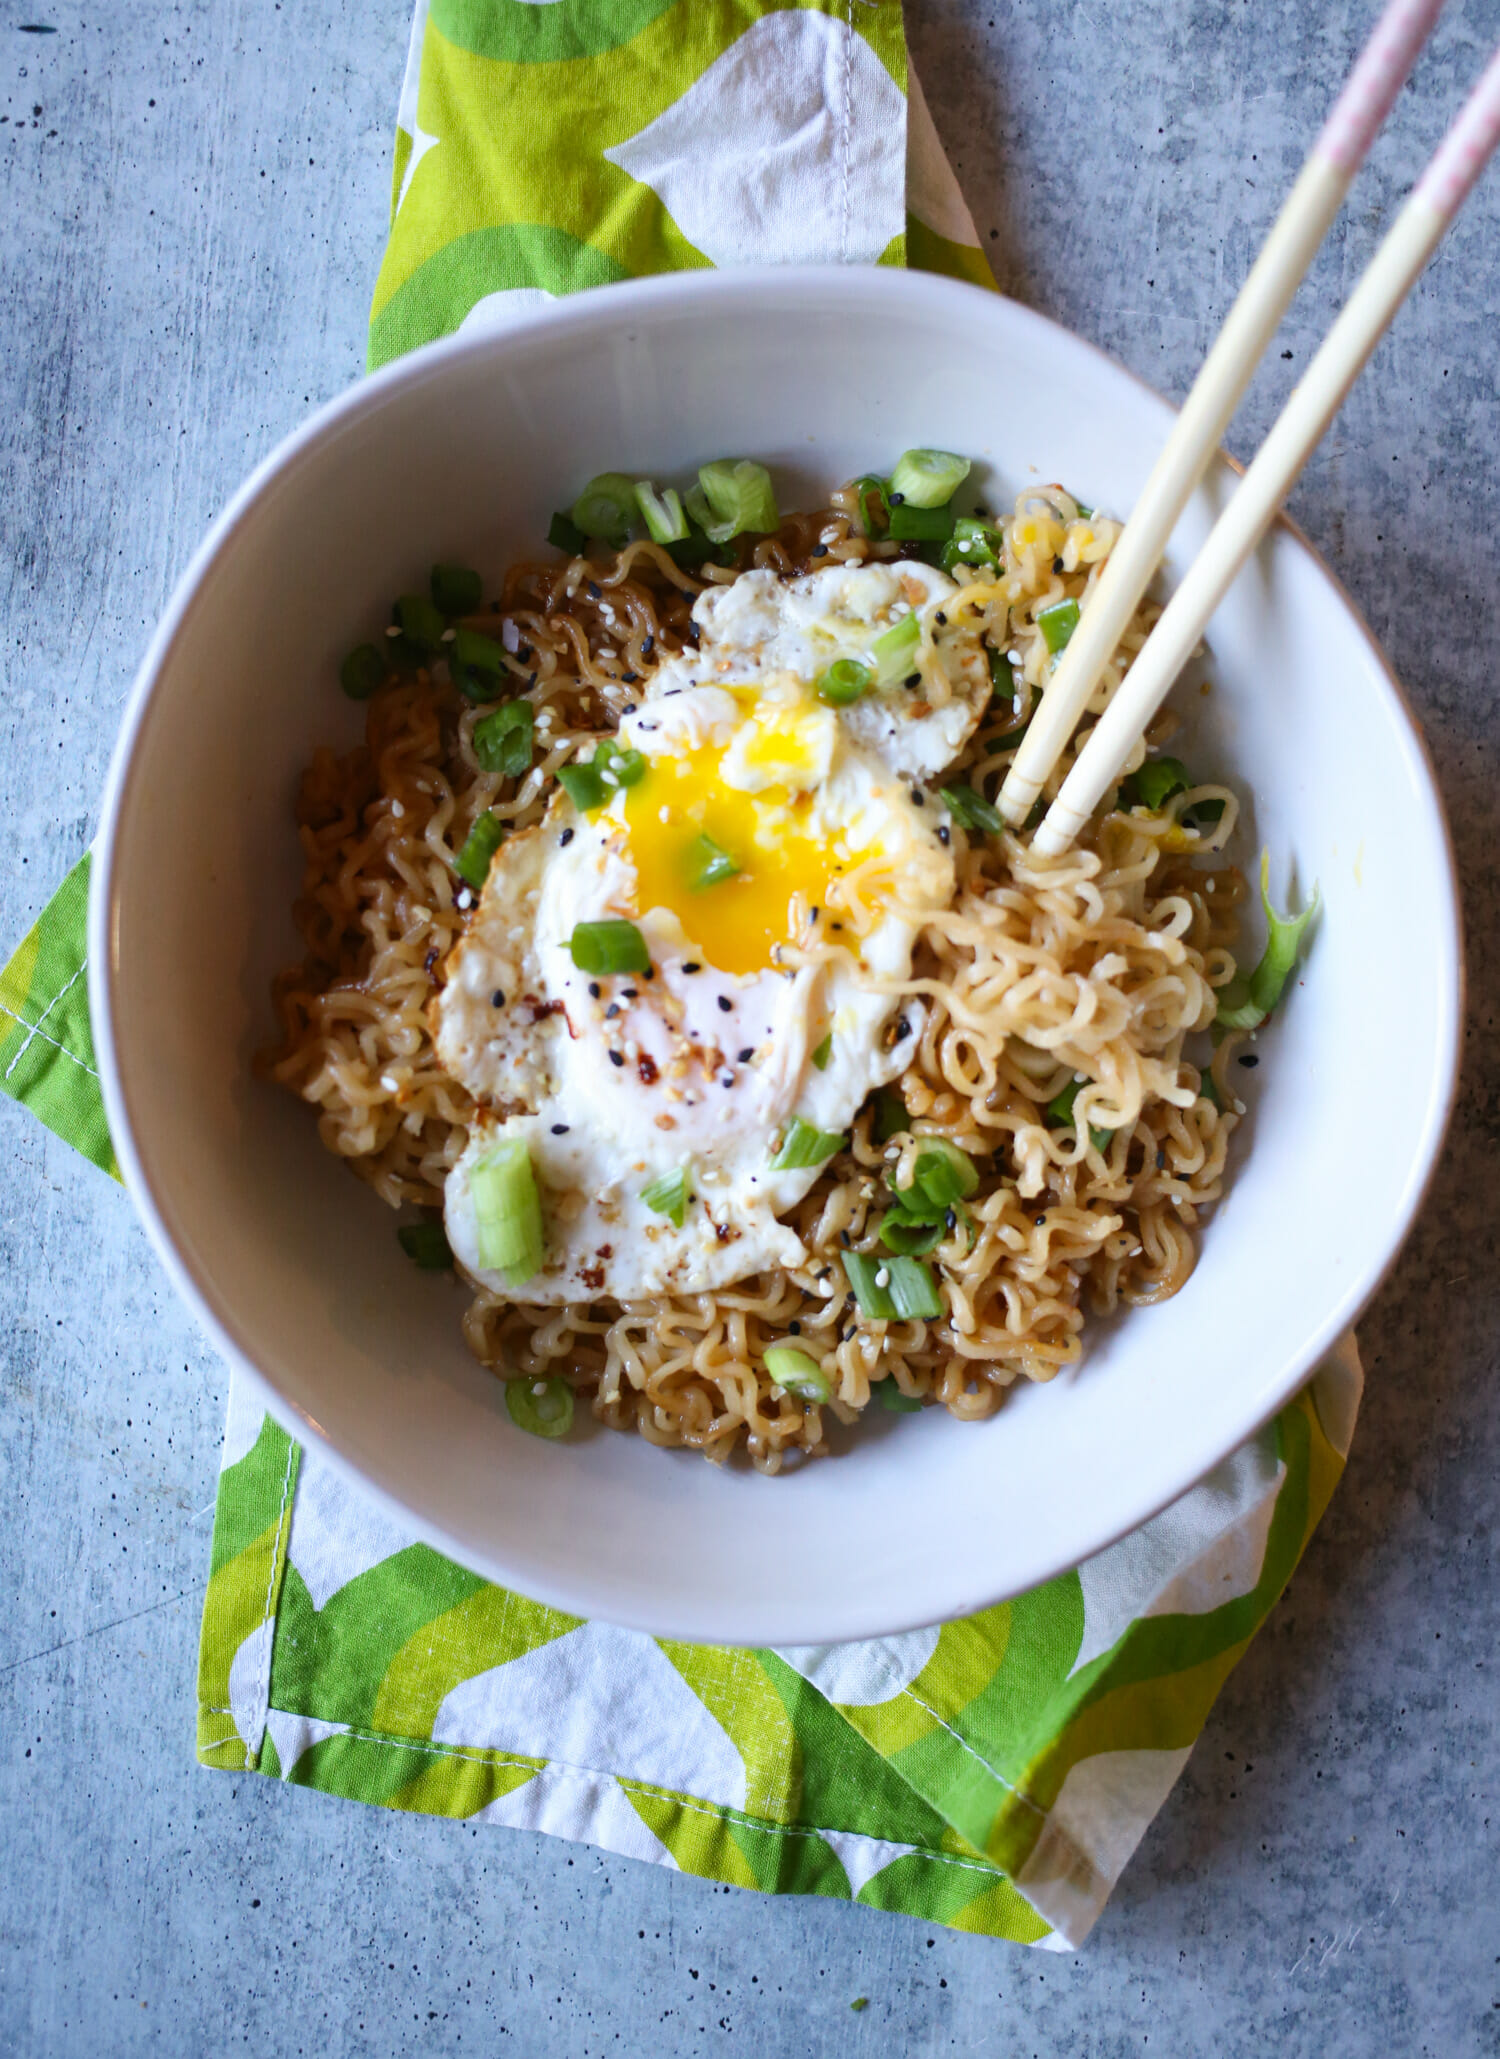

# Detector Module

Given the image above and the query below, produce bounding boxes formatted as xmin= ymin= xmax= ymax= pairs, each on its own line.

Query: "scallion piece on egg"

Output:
xmin=870 ymin=609 xmax=921 ymax=685
xmin=548 ymin=510 xmax=586 ymax=556
xmin=769 ymin=1116 xmax=846 ymax=1171
xmin=634 ymin=481 xmax=691 ymax=545
xmin=454 ymin=810 xmax=505 ymax=889
xmin=939 ymin=783 xmax=1003 ymax=835
xmin=505 ymin=1376 xmax=574 ymax=1440
xmin=1215 ymin=851 xmax=1318 ymax=1031
xmin=568 ymin=919 xmax=651 ymax=977
xmin=473 ymin=700 xmax=534 ymax=778
xmin=397 ymin=1220 xmax=454 ymax=1270
xmin=888 ymin=448 xmax=971 ymax=509
xmin=430 ymin=562 xmax=482 ymax=618
xmin=571 ymin=473 xmax=639 ymax=549
xmin=340 ymin=643 xmax=387 ymax=701
xmin=686 ymin=833 xmax=739 ymax=891
xmin=816 ymin=658 xmax=872 ymax=707
xmin=470 ymin=1137 xmax=544 ymax=1285
xmin=641 ymin=1165 xmax=691 ymax=1228
xmin=811 ymin=1033 xmax=833 ymax=1072
xmin=693 ymin=458 xmax=780 ymax=541
xmin=1038 ymin=596 xmax=1081 ymax=655
xmin=763 ymin=1346 xmax=831 ymax=1405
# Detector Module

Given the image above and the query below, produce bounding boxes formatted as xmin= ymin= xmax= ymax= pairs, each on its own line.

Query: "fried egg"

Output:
xmin=435 ymin=559 xmax=988 ymax=1303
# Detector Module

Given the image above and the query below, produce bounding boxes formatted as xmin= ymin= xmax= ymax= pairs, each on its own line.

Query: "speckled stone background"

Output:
xmin=1 ymin=4 xmax=1496 ymax=2053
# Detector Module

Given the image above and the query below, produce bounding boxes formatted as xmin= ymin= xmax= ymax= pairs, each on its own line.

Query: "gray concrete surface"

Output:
xmin=1 ymin=2 xmax=1496 ymax=2052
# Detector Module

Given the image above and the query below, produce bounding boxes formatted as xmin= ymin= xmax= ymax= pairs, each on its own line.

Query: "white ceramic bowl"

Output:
xmin=90 ymin=267 xmax=1461 ymax=1646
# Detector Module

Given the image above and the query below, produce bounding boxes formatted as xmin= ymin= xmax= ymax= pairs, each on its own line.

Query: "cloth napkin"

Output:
xmin=0 ymin=0 xmax=1362 ymax=1950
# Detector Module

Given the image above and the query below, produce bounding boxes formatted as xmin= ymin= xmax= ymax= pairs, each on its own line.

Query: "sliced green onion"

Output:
xmin=1216 ymin=852 xmax=1317 ymax=1031
xmin=816 ymin=658 xmax=873 ymax=706
xmin=451 ymin=625 xmax=507 ymax=702
xmin=341 ymin=643 xmax=386 ymax=701
xmin=910 ymin=1138 xmax=979 ymax=1209
xmin=571 ymin=472 xmax=638 ymax=548
xmin=811 ymin=1033 xmax=833 ymax=1072
xmin=686 ymin=833 xmax=738 ymax=891
xmin=1045 ymin=1078 xmax=1111 ymax=1153
xmin=888 ymin=502 xmax=956 ymax=544
xmin=870 ymin=609 xmax=922 ymax=685
xmin=872 ymin=1087 xmax=908 ymax=1144
xmin=877 ymin=1207 xmax=943 ymax=1256
xmin=505 ymin=1376 xmax=574 ymax=1440
xmin=634 ymin=480 xmax=690 ymax=545
xmin=641 ymin=1164 xmax=691 ymax=1228
xmin=694 ymin=458 xmax=779 ymax=541
xmin=1121 ymin=756 xmax=1190 ymax=811
xmin=1181 ymin=795 xmax=1227 ymax=830
xmin=395 ymin=593 xmax=446 ymax=654
xmin=398 ymin=1220 xmax=453 ymax=1270
xmin=889 ymin=448 xmax=971 ymax=509
xmin=940 ymin=783 xmax=1003 ymax=835
xmin=1072 ymin=498 xmax=1095 ymax=520
xmin=1199 ymin=1068 xmax=1224 ymax=1110
xmin=844 ymin=1252 xmax=943 ymax=1321
xmin=593 ymin=738 xmax=647 ymax=789
xmin=548 ymin=510 xmax=586 ymax=556
xmin=852 ymin=474 xmax=888 ymax=537
xmin=1038 ymin=597 xmax=1081 ymax=655
xmin=770 ymin=1116 xmax=846 ymax=1171
xmin=941 ymin=515 xmax=1001 ymax=575
xmin=557 ymin=762 xmax=607 ymax=812
xmin=568 ymin=919 xmax=651 ymax=977
xmin=667 ymin=520 xmax=724 ymax=571
xmin=454 ymin=811 xmax=505 ymax=890
xmin=989 ymin=649 xmax=1033 ymax=737
xmin=764 ymin=1345 xmax=831 ymax=1404
xmin=471 ymin=1137 xmax=544 ymax=1284
xmin=473 ymin=700 xmax=534 ymax=778
xmin=431 ymin=563 xmax=482 ymax=617
xmin=878 ymin=1382 xmax=924 ymax=1413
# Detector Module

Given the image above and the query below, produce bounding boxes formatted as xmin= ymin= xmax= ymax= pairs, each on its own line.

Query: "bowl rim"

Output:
xmin=88 ymin=264 xmax=1465 ymax=1642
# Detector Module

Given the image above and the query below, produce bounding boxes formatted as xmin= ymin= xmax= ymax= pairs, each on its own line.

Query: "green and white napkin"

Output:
xmin=1 ymin=0 xmax=1361 ymax=1950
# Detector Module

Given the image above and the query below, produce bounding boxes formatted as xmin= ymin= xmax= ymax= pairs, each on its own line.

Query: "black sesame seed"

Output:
xmin=623 ymin=673 xmax=639 ymax=685
xmin=1035 ymin=1215 xmax=1046 ymax=1227
xmin=945 ymin=1208 xmax=956 ymax=1232
xmin=622 ymin=702 xmax=637 ymax=714
xmin=551 ymin=1123 xmax=570 ymax=1135
xmin=641 ymin=634 xmax=655 ymax=656
xmin=911 ymin=788 xmax=924 ymax=806
xmin=517 ymin=644 xmax=534 ymax=663
xmin=609 ymin=1050 xmax=625 ymax=1068
xmin=935 ymin=610 xmax=948 ymax=626
xmin=904 ymin=671 xmax=921 ymax=688
xmin=681 ymin=961 xmax=701 ymax=975
xmin=605 ymin=1003 xmax=621 ymax=1019
xmin=839 ymin=1230 xmax=851 ymax=1247
xmin=895 ymin=1018 xmax=911 ymax=1040
xmin=717 ymin=995 xmax=733 ymax=1013
xmin=587 ymin=580 xmax=602 ymax=599
xmin=559 ymin=827 xmax=575 ymax=847
xmin=811 ymin=543 xmax=829 ymax=558
xmin=622 ymin=987 xmax=639 ymax=999
xmin=737 ymin=1047 xmax=753 ymax=1063
xmin=889 ymin=491 xmax=906 ymax=505
xmin=588 ymin=982 xmax=601 ymax=999
xmin=1052 ymin=556 xmax=1064 ymax=574
xmin=720 ymin=1073 xmax=735 ymax=1088
xmin=937 ymin=825 xmax=951 ymax=846
xmin=642 ymin=967 xmax=655 ymax=980
xmin=491 ymin=989 xmax=506 ymax=1008
xmin=789 ymin=1320 xmax=802 ymax=1335
xmin=1238 ymin=1053 xmax=1260 ymax=1068
xmin=685 ymin=623 xmax=701 ymax=645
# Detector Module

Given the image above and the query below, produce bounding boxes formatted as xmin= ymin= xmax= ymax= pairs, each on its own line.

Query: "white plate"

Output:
xmin=90 ymin=268 xmax=1462 ymax=1646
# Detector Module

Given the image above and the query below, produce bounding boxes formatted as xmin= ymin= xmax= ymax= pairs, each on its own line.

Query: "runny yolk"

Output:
xmin=620 ymin=741 xmax=855 ymax=979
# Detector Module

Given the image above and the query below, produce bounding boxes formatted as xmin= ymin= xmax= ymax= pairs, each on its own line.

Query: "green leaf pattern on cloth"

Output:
xmin=0 ymin=0 xmax=1363 ymax=1951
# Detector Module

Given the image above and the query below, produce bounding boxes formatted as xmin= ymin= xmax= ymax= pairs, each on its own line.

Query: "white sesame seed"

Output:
xmin=501 ymin=620 xmax=521 ymax=653
xmin=456 ymin=888 xmax=473 ymax=910
xmin=441 ymin=627 xmax=456 ymax=643
xmin=390 ymin=799 xmax=405 ymax=818
xmin=874 ymin=1267 xmax=890 ymax=1288
xmin=380 ymin=1073 xmax=399 ymax=1093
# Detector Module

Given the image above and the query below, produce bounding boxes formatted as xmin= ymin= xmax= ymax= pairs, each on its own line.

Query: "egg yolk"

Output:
xmin=621 ymin=741 xmax=853 ymax=978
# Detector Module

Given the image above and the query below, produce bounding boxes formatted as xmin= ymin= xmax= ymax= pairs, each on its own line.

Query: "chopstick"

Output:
xmin=1030 ymin=38 xmax=1500 ymax=859
xmin=998 ymin=0 xmax=1448 ymax=829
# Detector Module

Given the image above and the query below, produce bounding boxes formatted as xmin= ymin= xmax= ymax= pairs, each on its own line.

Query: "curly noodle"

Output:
xmin=265 ymin=486 xmax=1245 ymax=1470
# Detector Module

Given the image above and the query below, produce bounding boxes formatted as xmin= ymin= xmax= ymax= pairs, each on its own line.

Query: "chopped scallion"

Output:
xmin=454 ymin=811 xmax=505 ymax=889
xmin=763 ymin=1345 xmax=830 ymax=1404
xmin=594 ymin=738 xmax=647 ymax=789
xmin=910 ymin=1138 xmax=979 ymax=1208
xmin=940 ymin=783 xmax=1002 ymax=834
xmin=634 ymin=480 xmax=690 ymax=545
xmin=430 ymin=563 xmax=482 ymax=618
xmin=557 ymin=762 xmax=606 ymax=812
xmin=694 ymin=458 xmax=779 ymax=541
xmin=852 ymin=474 xmax=888 ymax=537
xmin=395 ymin=593 xmax=446 ymax=654
xmin=641 ymin=1164 xmax=691 ymax=1228
xmin=878 ymin=1382 xmax=924 ymax=1413
xmin=548 ymin=510 xmax=586 ymax=556
xmin=770 ymin=1116 xmax=846 ymax=1171
xmin=340 ymin=643 xmax=386 ymax=701
xmin=872 ymin=1087 xmax=908 ymax=1144
xmin=1121 ymin=756 xmax=1190 ymax=811
xmin=568 ymin=919 xmax=651 ymax=977
xmin=941 ymin=515 xmax=1001 ymax=575
xmin=505 ymin=1376 xmax=574 ymax=1441
xmin=1038 ymin=597 xmax=1081 ymax=655
xmin=870 ymin=609 xmax=922 ymax=685
xmin=811 ymin=1033 xmax=833 ymax=1072
xmin=473 ymin=700 xmax=534 ymax=778
xmin=1215 ymin=852 xmax=1317 ymax=1030
xmin=471 ymin=1137 xmax=544 ymax=1284
xmin=451 ymin=625 xmax=506 ymax=702
xmin=888 ymin=448 xmax=971 ymax=509
xmin=877 ymin=1207 xmax=944 ymax=1256
xmin=817 ymin=657 xmax=873 ymax=706
xmin=845 ymin=1252 xmax=943 ymax=1321
xmin=686 ymin=833 xmax=738 ymax=891
xmin=1045 ymin=1078 xmax=1111 ymax=1153
xmin=888 ymin=502 xmax=955 ymax=544
xmin=397 ymin=1220 xmax=453 ymax=1270
xmin=571 ymin=472 xmax=638 ymax=548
